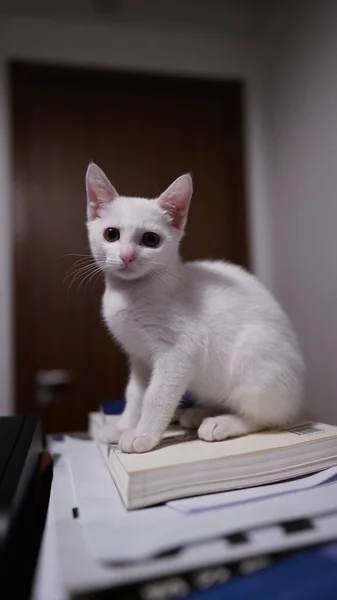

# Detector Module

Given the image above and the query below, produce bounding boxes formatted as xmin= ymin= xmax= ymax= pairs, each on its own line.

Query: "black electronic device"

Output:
xmin=0 ymin=415 xmax=43 ymax=598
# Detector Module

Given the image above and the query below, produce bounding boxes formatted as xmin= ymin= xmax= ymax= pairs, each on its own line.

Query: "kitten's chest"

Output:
xmin=102 ymin=288 xmax=168 ymax=360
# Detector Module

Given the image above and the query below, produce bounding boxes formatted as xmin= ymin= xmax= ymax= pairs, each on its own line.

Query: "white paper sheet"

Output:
xmin=50 ymin=436 xmax=337 ymax=568
xmin=32 ymin=485 xmax=66 ymax=600
xmin=84 ymin=481 xmax=337 ymax=562
xmin=167 ymin=466 xmax=337 ymax=513
xmin=50 ymin=435 xmax=337 ymax=595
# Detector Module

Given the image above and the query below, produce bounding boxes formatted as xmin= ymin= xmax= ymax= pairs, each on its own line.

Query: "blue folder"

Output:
xmin=187 ymin=544 xmax=337 ymax=600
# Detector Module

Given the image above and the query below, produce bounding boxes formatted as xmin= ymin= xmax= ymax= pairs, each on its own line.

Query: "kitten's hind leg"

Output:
xmin=198 ymin=414 xmax=261 ymax=442
xmin=199 ymin=325 xmax=304 ymax=443
xmin=198 ymin=376 xmax=303 ymax=442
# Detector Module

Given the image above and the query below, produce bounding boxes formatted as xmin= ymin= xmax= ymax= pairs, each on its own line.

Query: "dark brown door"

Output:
xmin=11 ymin=62 xmax=249 ymax=433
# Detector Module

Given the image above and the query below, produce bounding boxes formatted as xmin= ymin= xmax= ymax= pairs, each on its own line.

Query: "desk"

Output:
xmin=32 ymin=435 xmax=337 ymax=600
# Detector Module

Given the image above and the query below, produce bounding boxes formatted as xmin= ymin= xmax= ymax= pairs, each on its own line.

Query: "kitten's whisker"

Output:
xmin=59 ymin=253 xmax=93 ymax=259
xmin=64 ymin=262 xmax=97 ymax=280
xmin=66 ymin=264 xmax=103 ymax=292
xmin=67 ymin=269 xmax=97 ymax=293
xmin=151 ymin=261 xmax=183 ymax=276
xmin=76 ymin=266 xmax=105 ymax=295
xmin=93 ymin=268 xmax=105 ymax=288
xmin=149 ymin=269 xmax=175 ymax=286
xmin=83 ymin=266 xmax=104 ymax=294
xmin=70 ymin=256 xmax=104 ymax=268
xmin=151 ymin=266 xmax=182 ymax=286
xmin=84 ymin=267 xmax=105 ymax=295
xmin=69 ymin=257 xmax=97 ymax=267
xmin=63 ymin=261 xmax=104 ymax=286
xmin=65 ymin=258 xmax=104 ymax=274
xmin=75 ymin=268 xmax=99 ymax=294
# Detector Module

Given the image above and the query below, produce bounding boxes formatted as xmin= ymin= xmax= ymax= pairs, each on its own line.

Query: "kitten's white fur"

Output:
xmin=86 ymin=163 xmax=305 ymax=453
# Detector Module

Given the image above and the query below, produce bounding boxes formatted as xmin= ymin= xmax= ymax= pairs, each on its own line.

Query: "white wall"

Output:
xmin=265 ymin=1 xmax=337 ymax=423
xmin=0 ymin=57 xmax=12 ymax=415
xmin=0 ymin=15 xmax=271 ymax=414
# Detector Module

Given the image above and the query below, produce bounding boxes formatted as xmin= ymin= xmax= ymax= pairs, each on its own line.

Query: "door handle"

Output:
xmin=35 ymin=369 xmax=73 ymax=405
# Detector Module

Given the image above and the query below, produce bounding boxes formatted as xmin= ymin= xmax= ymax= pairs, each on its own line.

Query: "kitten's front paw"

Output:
xmin=97 ymin=424 xmax=121 ymax=444
xmin=119 ymin=430 xmax=160 ymax=453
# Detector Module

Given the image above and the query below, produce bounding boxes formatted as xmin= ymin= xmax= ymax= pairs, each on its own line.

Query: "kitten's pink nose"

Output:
xmin=120 ymin=252 xmax=136 ymax=266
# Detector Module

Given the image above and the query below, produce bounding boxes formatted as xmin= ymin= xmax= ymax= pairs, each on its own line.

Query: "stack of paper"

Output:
xmin=47 ymin=434 xmax=337 ymax=599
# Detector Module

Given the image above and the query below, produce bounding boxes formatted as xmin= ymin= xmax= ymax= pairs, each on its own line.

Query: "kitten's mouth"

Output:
xmin=115 ymin=263 xmax=140 ymax=278
xmin=113 ymin=262 xmax=147 ymax=281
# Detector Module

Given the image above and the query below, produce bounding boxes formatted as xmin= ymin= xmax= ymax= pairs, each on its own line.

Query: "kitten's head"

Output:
xmin=86 ymin=163 xmax=193 ymax=281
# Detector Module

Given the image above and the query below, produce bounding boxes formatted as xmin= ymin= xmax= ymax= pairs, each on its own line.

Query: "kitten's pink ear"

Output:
xmin=86 ymin=163 xmax=119 ymax=221
xmin=158 ymin=174 xmax=193 ymax=230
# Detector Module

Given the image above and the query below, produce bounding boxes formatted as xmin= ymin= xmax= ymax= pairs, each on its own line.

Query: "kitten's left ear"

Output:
xmin=86 ymin=162 xmax=119 ymax=221
xmin=158 ymin=174 xmax=193 ymax=230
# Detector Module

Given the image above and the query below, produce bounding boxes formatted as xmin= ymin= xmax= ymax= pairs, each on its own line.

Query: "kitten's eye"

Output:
xmin=141 ymin=232 xmax=161 ymax=248
xmin=104 ymin=228 xmax=120 ymax=242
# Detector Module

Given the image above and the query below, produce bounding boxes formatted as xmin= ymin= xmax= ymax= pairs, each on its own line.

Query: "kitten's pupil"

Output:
xmin=142 ymin=232 xmax=160 ymax=248
xmin=104 ymin=227 xmax=120 ymax=242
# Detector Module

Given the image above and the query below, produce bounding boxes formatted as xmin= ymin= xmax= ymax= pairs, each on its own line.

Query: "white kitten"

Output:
xmin=86 ymin=163 xmax=305 ymax=453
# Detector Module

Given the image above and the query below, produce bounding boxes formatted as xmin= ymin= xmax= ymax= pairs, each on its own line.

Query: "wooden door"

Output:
xmin=11 ymin=62 xmax=249 ymax=433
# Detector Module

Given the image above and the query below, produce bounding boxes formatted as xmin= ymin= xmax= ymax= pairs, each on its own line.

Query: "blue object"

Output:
xmin=180 ymin=394 xmax=195 ymax=408
xmin=101 ymin=400 xmax=125 ymax=415
xmin=102 ymin=394 xmax=195 ymax=415
xmin=186 ymin=544 xmax=337 ymax=600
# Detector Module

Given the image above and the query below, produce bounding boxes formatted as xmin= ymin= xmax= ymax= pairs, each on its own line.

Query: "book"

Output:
xmin=89 ymin=412 xmax=337 ymax=509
